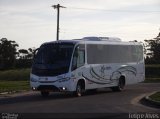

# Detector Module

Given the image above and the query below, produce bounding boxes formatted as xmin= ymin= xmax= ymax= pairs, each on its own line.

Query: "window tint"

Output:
xmin=87 ymin=44 xmax=143 ymax=64
xmin=34 ymin=43 xmax=74 ymax=64
xmin=32 ymin=43 xmax=75 ymax=76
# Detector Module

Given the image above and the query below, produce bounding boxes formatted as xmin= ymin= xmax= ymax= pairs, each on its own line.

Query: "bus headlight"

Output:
xmin=58 ymin=77 xmax=70 ymax=82
xmin=32 ymin=87 xmax=36 ymax=90
xmin=62 ymin=87 xmax=66 ymax=90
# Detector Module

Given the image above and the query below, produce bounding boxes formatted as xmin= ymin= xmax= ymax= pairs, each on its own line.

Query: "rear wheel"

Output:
xmin=41 ymin=91 xmax=49 ymax=97
xmin=111 ymin=77 xmax=125 ymax=92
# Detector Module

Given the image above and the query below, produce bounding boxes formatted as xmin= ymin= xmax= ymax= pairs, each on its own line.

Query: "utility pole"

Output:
xmin=52 ymin=4 xmax=66 ymax=41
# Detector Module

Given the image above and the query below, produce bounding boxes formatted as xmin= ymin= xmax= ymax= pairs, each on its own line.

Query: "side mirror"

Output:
xmin=33 ymin=48 xmax=39 ymax=58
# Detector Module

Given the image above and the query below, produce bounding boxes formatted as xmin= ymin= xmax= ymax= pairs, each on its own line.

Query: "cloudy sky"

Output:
xmin=0 ymin=0 xmax=160 ymax=49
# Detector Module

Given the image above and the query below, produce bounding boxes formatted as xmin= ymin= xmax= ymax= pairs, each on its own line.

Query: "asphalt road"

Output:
xmin=0 ymin=83 xmax=159 ymax=118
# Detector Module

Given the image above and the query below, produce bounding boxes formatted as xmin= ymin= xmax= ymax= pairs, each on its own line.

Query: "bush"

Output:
xmin=145 ymin=65 xmax=160 ymax=78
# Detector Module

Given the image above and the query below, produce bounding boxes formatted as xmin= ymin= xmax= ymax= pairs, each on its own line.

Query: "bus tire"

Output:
xmin=75 ymin=83 xmax=83 ymax=97
xmin=41 ymin=91 xmax=49 ymax=97
xmin=75 ymin=80 xmax=85 ymax=97
xmin=111 ymin=77 xmax=125 ymax=92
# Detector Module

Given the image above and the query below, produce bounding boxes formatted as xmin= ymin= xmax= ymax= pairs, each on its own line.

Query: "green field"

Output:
xmin=0 ymin=69 xmax=30 ymax=93
xmin=0 ymin=68 xmax=30 ymax=81
xmin=0 ymin=65 xmax=160 ymax=93
xmin=0 ymin=81 xmax=30 ymax=93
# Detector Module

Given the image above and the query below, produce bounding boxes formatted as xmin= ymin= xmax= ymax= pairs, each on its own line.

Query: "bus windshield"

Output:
xmin=34 ymin=43 xmax=74 ymax=64
xmin=32 ymin=43 xmax=74 ymax=76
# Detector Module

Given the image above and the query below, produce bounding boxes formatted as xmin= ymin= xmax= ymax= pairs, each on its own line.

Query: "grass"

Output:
xmin=0 ymin=68 xmax=30 ymax=81
xmin=149 ymin=92 xmax=160 ymax=102
xmin=0 ymin=81 xmax=30 ymax=93
xmin=144 ymin=78 xmax=160 ymax=83
xmin=0 ymin=69 xmax=30 ymax=93
xmin=145 ymin=64 xmax=160 ymax=68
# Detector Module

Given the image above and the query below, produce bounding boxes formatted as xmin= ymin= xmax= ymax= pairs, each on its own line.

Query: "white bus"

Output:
xmin=30 ymin=37 xmax=145 ymax=97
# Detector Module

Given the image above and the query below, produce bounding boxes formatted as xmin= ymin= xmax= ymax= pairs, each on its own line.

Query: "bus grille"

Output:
xmin=37 ymin=85 xmax=60 ymax=91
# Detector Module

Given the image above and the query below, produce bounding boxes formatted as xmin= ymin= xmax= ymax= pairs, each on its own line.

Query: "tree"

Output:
xmin=0 ymin=38 xmax=19 ymax=69
xmin=18 ymin=49 xmax=29 ymax=59
xmin=27 ymin=47 xmax=36 ymax=59
xmin=18 ymin=47 xmax=36 ymax=60
xmin=144 ymin=32 xmax=160 ymax=64
xmin=16 ymin=47 xmax=36 ymax=68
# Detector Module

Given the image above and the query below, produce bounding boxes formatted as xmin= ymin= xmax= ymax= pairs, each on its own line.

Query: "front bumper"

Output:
xmin=30 ymin=74 xmax=75 ymax=92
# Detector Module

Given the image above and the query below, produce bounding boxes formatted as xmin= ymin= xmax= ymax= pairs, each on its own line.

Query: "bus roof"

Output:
xmin=41 ymin=37 xmax=142 ymax=46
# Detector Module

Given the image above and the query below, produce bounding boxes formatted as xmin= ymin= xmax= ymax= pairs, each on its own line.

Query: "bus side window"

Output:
xmin=72 ymin=45 xmax=85 ymax=71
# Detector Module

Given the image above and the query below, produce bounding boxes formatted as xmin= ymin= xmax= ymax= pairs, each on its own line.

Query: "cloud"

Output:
xmin=0 ymin=0 xmax=159 ymax=49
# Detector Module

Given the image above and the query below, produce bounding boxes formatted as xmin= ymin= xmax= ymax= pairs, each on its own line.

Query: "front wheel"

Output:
xmin=75 ymin=83 xmax=83 ymax=97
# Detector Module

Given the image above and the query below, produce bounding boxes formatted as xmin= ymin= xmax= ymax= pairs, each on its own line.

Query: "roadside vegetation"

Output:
xmin=145 ymin=65 xmax=160 ymax=83
xmin=0 ymin=69 xmax=30 ymax=93
xmin=0 ymin=68 xmax=30 ymax=81
xmin=149 ymin=92 xmax=160 ymax=102
xmin=0 ymin=81 xmax=29 ymax=93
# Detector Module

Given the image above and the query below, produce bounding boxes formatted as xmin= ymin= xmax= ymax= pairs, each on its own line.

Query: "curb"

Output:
xmin=140 ymin=91 xmax=160 ymax=108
